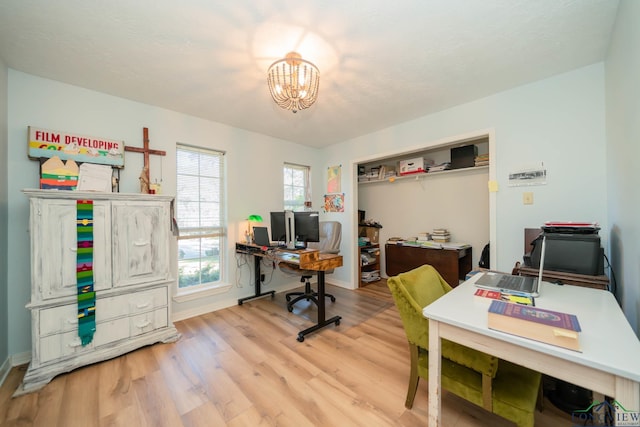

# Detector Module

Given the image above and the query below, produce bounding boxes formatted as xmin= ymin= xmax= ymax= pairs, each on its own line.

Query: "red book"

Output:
xmin=474 ymin=289 xmax=502 ymax=300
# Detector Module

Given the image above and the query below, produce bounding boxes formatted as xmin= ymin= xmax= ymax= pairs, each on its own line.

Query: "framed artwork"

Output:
xmin=324 ymin=193 xmax=345 ymax=212
xmin=508 ymin=168 xmax=547 ymax=186
xmin=327 ymin=165 xmax=341 ymax=193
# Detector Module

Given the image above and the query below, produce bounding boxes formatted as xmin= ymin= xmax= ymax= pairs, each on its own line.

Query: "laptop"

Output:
xmin=253 ymin=227 xmax=276 ymax=248
xmin=475 ymin=235 xmax=547 ymax=297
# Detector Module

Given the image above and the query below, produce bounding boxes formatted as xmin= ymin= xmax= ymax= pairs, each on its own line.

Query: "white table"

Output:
xmin=422 ymin=273 xmax=640 ymax=426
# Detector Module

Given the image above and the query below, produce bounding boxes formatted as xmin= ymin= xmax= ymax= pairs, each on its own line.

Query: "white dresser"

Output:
xmin=17 ymin=189 xmax=180 ymax=395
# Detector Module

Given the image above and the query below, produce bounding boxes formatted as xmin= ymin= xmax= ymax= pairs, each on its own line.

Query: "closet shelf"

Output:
xmin=358 ymin=164 xmax=488 ymax=185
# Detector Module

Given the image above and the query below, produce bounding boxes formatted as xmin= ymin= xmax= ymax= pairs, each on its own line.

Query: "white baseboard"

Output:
xmin=172 ymin=297 xmax=239 ymax=322
xmin=171 ymin=277 xmax=352 ymax=323
xmin=0 ymin=352 xmax=29 ymax=389
xmin=0 ymin=357 xmax=10 ymax=389
xmin=12 ymin=352 xmax=31 ymax=366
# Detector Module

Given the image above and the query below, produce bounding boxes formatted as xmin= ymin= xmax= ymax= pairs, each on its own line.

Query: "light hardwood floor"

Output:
xmin=1 ymin=281 xmax=573 ymax=427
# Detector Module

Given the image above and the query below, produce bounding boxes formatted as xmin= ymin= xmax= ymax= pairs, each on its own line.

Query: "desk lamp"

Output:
xmin=246 ymin=214 xmax=263 ymax=244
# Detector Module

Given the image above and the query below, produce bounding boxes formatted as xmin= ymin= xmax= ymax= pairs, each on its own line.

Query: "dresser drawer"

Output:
xmin=125 ymin=287 xmax=167 ymax=316
xmin=39 ymin=317 xmax=130 ymax=364
xmin=129 ymin=308 xmax=168 ymax=337
xmin=39 ymin=287 xmax=168 ymax=336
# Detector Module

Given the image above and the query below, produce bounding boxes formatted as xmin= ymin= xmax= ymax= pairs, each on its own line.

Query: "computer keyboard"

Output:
xmin=497 ymin=275 xmax=527 ymax=292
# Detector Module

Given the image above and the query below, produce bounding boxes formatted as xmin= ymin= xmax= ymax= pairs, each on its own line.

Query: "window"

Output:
xmin=283 ymin=163 xmax=310 ymax=211
xmin=176 ymin=145 xmax=225 ymax=292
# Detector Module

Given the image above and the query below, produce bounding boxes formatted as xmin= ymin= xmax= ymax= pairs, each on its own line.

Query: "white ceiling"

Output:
xmin=0 ymin=0 xmax=620 ymax=148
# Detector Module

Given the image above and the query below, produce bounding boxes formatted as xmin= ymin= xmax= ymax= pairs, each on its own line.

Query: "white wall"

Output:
xmin=326 ymin=64 xmax=607 ymax=289
xmin=0 ymin=56 xmax=9 ymax=371
xmin=605 ymin=0 xmax=640 ymax=334
xmin=359 ymin=167 xmax=489 ymax=276
xmin=6 ymin=70 xmax=332 ymax=355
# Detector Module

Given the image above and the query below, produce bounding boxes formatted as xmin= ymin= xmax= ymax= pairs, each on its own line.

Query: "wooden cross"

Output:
xmin=125 ymin=127 xmax=166 ymax=193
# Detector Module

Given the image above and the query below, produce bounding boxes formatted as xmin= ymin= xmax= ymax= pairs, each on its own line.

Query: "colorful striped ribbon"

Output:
xmin=77 ymin=200 xmax=96 ymax=346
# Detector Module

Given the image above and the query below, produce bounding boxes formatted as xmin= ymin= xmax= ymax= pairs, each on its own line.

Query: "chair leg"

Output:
xmin=312 ymin=291 xmax=336 ymax=302
xmin=285 ymin=277 xmax=309 ymax=302
xmin=405 ymin=343 xmax=420 ymax=409
xmin=287 ymin=277 xmax=336 ymax=311
xmin=287 ymin=278 xmax=317 ymax=311
xmin=286 ymin=293 xmax=319 ymax=311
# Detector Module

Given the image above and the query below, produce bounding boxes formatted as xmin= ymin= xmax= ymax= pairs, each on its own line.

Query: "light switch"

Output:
xmin=523 ymin=192 xmax=534 ymax=205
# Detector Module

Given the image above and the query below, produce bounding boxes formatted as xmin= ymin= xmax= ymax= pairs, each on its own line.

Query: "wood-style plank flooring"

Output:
xmin=0 ymin=281 xmax=573 ymax=426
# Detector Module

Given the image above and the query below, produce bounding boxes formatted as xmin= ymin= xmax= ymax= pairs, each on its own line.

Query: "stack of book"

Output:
xmin=416 ymin=232 xmax=431 ymax=242
xmin=431 ymin=228 xmax=450 ymax=243
xmin=475 ymin=153 xmax=489 ymax=166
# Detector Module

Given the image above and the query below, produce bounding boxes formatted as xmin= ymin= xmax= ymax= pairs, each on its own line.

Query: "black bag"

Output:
xmin=479 ymin=243 xmax=490 ymax=268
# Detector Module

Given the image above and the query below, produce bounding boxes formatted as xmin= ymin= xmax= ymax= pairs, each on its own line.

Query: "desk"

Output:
xmin=235 ymin=243 xmax=343 ymax=342
xmin=385 ymin=243 xmax=472 ymax=287
xmin=423 ymin=273 xmax=640 ymax=426
xmin=235 ymin=243 xmax=276 ymax=305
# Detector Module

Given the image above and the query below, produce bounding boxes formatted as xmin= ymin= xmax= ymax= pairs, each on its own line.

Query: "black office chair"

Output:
xmin=280 ymin=221 xmax=342 ymax=312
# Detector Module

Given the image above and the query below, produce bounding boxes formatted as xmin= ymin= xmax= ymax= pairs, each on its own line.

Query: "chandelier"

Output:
xmin=267 ymin=52 xmax=320 ymax=113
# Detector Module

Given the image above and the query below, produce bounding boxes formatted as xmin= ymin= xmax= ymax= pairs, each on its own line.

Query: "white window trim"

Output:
xmin=175 ymin=144 xmax=226 ymax=295
xmin=172 ymin=282 xmax=233 ymax=303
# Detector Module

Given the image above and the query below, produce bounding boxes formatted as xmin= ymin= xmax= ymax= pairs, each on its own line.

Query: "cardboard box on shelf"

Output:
xmin=359 ymin=226 xmax=380 ymax=244
xmin=399 ymin=157 xmax=426 ymax=175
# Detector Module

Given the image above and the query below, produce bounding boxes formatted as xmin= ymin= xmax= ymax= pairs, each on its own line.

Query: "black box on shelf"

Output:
xmin=450 ymin=145 xmax=478 ymax=169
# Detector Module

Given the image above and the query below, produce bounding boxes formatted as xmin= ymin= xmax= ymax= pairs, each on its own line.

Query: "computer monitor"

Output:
xmin=530 ymin=232 xmax=602 ymax=276
xmin=294 ymin=211 xmax=320 ymax=246
xmin=270 ymin=211 xmax=286 ymax=243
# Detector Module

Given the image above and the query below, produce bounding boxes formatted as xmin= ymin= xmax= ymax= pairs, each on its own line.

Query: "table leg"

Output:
xmin=238 ymin=255 xmax=275 ymax=305
xmin=296 ymin=270 xmax=341 ymax=342
xmin=613 ymin=377 xmax=640 ymax=426
xmin=428 ymin=319 xmax=442 ymax=426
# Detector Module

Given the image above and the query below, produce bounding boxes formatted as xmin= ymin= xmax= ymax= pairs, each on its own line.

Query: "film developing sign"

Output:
xmin=28 ymin=126 xmax=125 ymax=167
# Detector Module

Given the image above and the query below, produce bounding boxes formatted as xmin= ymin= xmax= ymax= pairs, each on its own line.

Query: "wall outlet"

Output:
xmin=523 ymin=192 xmax=534 ymax=205
xmin=260 ymin=274 xmax=265 ymax=282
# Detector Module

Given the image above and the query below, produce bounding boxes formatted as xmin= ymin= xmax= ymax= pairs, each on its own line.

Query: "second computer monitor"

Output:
xmin=270 ymin=210 xmax=320 ymax=248
xmin=270 ymin=211 xmax=287 ymax=243
xmin=294 ymin=211 xmax=320 ymax=245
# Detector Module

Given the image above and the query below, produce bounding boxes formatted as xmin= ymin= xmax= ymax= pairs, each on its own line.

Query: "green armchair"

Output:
xmin=387 ymin=264 xmax=541 ymax=427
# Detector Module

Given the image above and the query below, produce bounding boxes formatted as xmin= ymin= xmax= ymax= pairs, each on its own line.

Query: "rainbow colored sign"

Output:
xmin=28 ymin=126 xmax=125 ymax=167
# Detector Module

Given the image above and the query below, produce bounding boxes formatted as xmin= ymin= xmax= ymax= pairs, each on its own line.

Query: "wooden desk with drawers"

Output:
xmin=235 ymin=243 xmax=343 ymax=341
xmin=385 ymin=243 xmax=472 ymax=287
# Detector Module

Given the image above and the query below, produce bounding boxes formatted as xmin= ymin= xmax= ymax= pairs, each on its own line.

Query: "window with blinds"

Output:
xmin=176 ymin=145 xmax=225 ymax=291
xmin=284 ymin=163 xmax=310 ymax=211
